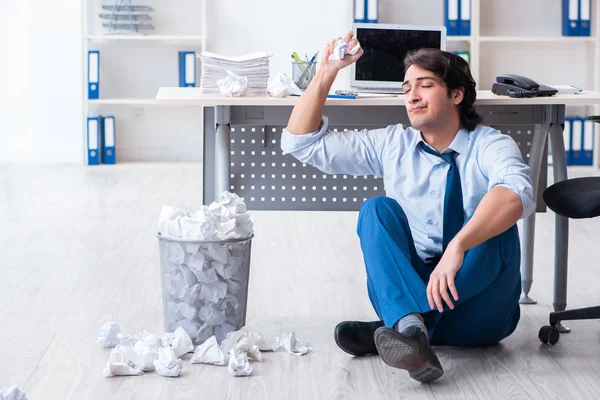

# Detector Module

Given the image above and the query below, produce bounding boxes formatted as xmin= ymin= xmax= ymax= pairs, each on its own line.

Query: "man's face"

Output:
xmin=402 ymin=65 xmax=463 ymax=132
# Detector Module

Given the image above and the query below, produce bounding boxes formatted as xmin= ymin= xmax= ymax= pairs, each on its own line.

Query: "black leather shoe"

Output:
xmin=374 ymin=326 xmax=444 ymax=383
xmin=334 ymin=320 xmax=385 ymax=356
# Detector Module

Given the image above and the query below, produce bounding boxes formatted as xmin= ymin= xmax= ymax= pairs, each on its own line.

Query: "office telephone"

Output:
xmin=491 ymin=74 xmax=558 ymax=98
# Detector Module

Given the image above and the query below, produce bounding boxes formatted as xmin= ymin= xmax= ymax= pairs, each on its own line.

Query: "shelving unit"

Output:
xmin=82 ymin=0 xmax=207 ymax=164
xmin=85 ymin=98 xmax=162 ymax=105
xmin=85 ymin=34 xmax=205 ymax=42
xmin=358 ymin=0 xmax=600 ymax=167
xmin=478 ymin=36 xmax=595 ymax=42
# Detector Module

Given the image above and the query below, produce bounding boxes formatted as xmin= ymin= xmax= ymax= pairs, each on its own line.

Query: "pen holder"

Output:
xmin=292 ymin=61 xmax=317 ymax=90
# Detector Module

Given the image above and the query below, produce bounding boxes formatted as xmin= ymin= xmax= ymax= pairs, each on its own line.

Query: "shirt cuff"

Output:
xmin=494 ymin=182 xmax=536 ymax=219
xmin=280 ymin=115 xmax=329 ymax=154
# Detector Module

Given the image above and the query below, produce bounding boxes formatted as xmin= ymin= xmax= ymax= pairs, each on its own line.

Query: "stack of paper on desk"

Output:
xmin=199 ymin=51 xmax=270 ymax=95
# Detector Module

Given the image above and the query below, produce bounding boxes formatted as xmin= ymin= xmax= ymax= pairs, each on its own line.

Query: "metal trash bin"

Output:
xmin=157 ymin=233 xmax=253 ymax=345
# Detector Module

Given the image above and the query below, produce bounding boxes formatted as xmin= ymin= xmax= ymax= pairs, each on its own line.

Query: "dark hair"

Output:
xmin=404 ymin=48 xmax=482 ymax=131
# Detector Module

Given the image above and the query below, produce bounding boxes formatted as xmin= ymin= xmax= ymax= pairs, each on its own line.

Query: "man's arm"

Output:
xmin=449 ymin=186 xmax=522 ymax=253
xmin=286 ymin=31 xmax=363 ymax=135
xmin=286 ymin=70 xmax=337 ymax=135
xmin=281 ymin=32 xmax=394 ymax=178
xmin=426 ymin=132 xmax=534 ymax=312
xmin=450 ymin=133 xmax=535 ymax=252
xmin=427 ymin=187 xmax=523 ymax=312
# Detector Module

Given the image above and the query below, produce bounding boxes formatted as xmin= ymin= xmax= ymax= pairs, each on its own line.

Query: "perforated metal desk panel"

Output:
xmin=156 ymin=88 xmax=600 ymax=321
xmin=208 ymin=105 xmax=549 ymax=212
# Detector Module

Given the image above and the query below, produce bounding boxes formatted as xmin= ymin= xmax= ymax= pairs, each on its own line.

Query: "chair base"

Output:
xmin=538 ymin=305 xmax=600 ymax=345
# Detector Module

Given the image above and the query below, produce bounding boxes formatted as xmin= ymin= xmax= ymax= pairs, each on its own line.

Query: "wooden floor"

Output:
xmin=2 ymin=163 xmax=600 ymax=400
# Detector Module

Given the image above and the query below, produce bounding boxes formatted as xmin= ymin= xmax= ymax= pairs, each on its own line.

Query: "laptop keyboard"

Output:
xmin=356 ymin=87 xmax=405 ymax=94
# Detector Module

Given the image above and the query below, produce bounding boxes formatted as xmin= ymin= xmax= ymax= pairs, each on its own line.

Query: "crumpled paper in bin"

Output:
xmin=158 ymin=192 xmax=254 ymax=346
xmin=159 ymin=192 xmax=253 ymax=241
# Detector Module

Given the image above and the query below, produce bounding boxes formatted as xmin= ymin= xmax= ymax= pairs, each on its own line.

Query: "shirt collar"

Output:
xmin=413 ymin=127 xmax=469 ymax=155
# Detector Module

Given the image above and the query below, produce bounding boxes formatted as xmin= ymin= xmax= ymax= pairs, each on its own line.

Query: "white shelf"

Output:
xmin=447 ymin=36 xmax=472 ymax=42
xmin=85 ymin=34 xmax=204 ymax=42
xmin=85 ymin=98 xmax=162 ymax=105
xmin=480 ymin=36 xmax=595 ymax=43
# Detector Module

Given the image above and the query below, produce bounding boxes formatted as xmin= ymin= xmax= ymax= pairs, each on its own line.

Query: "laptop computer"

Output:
xmin=350 ymin=23 xmax=447 ymax=94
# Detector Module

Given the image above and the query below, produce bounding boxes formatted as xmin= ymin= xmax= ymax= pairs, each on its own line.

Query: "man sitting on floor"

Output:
xmin=280 ymin=32 xmax=535 ymax=383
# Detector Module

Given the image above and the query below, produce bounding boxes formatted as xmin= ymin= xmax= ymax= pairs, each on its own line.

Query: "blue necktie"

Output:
xmin=420 ymin=144 xmax=464 ymax=251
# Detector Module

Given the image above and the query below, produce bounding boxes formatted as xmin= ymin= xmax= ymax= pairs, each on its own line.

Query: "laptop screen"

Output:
xmin=353 ymin=25 xmax=445 ymax=87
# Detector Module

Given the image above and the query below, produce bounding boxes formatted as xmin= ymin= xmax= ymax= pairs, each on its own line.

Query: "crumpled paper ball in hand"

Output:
xmin=328 ymin=38 xmax=361 ymax=61
xmin=217 ymin=70 xmax=249 ymax=97
xmin=267 ymin=73 xmax=302 ymax=98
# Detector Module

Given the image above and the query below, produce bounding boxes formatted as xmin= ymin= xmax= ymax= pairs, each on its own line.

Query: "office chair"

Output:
xmin=538 ymin=116 xmax=600 ymax=345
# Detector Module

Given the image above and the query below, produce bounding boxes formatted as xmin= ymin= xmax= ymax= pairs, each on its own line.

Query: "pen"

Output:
xmin=291 ymin=51 xmax=308 ymax=78
xmin=291 ymin=94 xmax=357 ymax=99
xmin=327 ymin=94 xmax=356 ymax=99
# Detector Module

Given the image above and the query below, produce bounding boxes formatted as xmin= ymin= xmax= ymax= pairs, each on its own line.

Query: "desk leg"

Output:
xmin=548 ymin=121 xmax=571 ymax=333
xmin=519 ymin=124 xmax=548 ymax=304
xmin=214 ymin=106 xmax=231 ymax=202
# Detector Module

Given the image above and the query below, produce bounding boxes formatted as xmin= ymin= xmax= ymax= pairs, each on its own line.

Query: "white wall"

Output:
xmin=0 ymin=1 xmax=83 ymax=164
xmin=206 ymin=0 xmax=351 ymax=91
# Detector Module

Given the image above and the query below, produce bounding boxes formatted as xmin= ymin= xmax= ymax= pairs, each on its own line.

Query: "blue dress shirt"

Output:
xmin=280 ymin=115 xmax=536 ymax=262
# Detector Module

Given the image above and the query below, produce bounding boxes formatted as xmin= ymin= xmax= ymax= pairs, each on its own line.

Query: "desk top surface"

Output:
xmin=156 ymin=88 xmax=600 ymax=106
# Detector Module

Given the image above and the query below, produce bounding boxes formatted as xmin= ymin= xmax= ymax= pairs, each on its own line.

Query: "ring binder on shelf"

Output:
xmin=87 ymin=116 xmax=102 ymax=165
xmin=103 ymin=116 xmax=116 ymax=164
xmin=88 ymin=50 xmax=100 ymax=99
xmin=580 ymin=0 xmax=591 ymax=36
xmin=459 ymin=0 xmax=471 ymax=36
xmin=570 ymin=117 xmax=583 ymax=164
xmin=354 ymin=0 xmax=365 ymax=22
xmin=445 ymin=0 xmax=460 ymax=35
xmin=366 ymin=0 xmax=378 ymax=23
xmin=178 ymin=51 xmax=196 ymax=87
xmin=583 ymin=118 xmax=594 ymax=165
xmin=562 ymin=0 xmax=580 ymax=36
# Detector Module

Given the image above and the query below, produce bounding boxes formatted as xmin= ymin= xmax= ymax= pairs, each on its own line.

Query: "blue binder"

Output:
xmin=102 ymin=116 xmax=116 ymax=164
xmin=445 ymin=0 xmax=460 ymax=35
xmin=580 ymin=0 xmax=591 ymax=36
xmin=354 ymin=0 xmax=365 ymax=22
xmin=87 ymin=116 xmax=102 ymax=165
xmin=563 ymin=117 xmax=573 ymax=166
xmin=570 ymin=117 xmax=584 ymax=165
xmin=88 ymin=50 xmax=100 ymax=99
xmin=178 ymin=51 xmax=196 ymax=87
xmin=562 ymin=0 xmax=580 ymax=36
xmin=366 ymin=0 xmax=378 ymax=23
xmin=459 ymin=0 xmax=471 ymax=36
xmin=582 ymin=118 xmax=594 ymax=165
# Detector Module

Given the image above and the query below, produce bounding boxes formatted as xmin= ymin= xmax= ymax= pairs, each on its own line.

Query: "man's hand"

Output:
xmin=320 ymin=31 xmax=364 ymax=77
xmin=286 ymin=31 xmax=363 ymax=135
xmin=426 ymin=242 xmax=465 ymax=312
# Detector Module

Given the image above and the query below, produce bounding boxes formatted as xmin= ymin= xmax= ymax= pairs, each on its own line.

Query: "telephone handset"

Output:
xmin=491 ymin=74 xmax=558 ymax=98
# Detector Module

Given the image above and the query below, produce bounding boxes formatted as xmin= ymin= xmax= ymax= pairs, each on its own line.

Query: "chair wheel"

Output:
xmin=539 ymin=325 xmax=560 ymax=345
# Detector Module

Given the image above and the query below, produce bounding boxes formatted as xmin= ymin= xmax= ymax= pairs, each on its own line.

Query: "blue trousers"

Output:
xmin=357 ymin=196 xmax=521 ymax=346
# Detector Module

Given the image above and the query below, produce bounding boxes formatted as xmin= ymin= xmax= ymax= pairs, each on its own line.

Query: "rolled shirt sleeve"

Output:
xmin=280 ymin=115 xmax=391 ymax=178
xmin=478 ymin=133 xmax=536 ymax=219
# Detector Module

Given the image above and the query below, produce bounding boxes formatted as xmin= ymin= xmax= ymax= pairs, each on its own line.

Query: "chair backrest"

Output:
xmin=543 ymin=177 xmax=600 ymax=219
